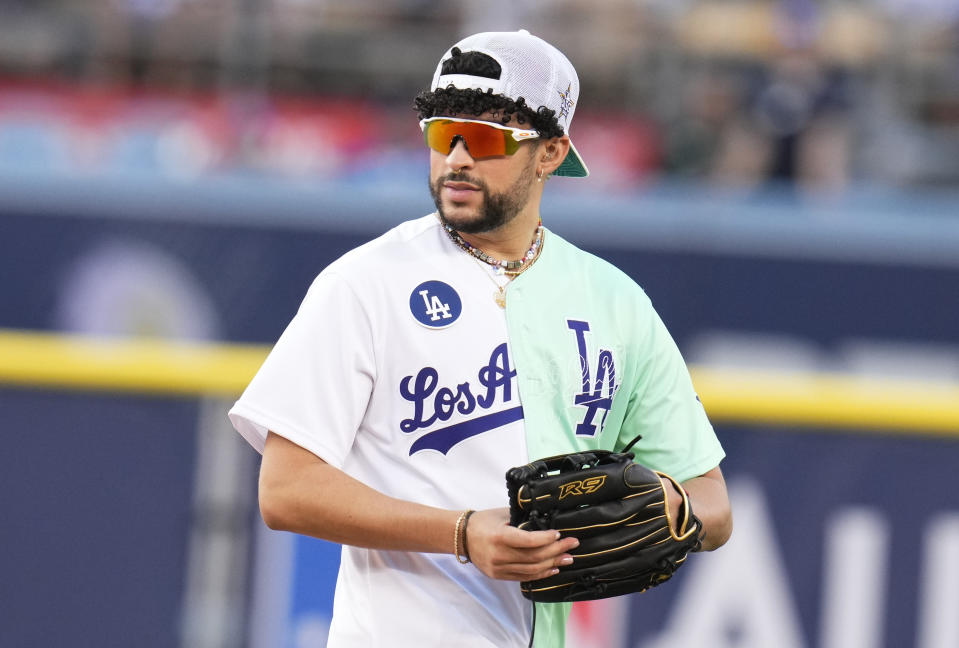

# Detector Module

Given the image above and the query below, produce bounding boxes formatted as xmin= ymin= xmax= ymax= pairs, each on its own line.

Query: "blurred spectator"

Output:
xmin=749 ymin=53 xmax=854 ymax=192
xmin=116 ymin=0 xmax=182 ymax=85
xmin=662 ymin=69 xmax=743 ymax=180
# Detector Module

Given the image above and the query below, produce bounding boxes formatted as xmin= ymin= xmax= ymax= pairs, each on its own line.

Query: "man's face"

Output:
xmin=427 ymin=114 xmax=540 ymax=234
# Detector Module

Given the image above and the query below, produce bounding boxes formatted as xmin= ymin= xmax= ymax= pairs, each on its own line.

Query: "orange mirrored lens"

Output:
xmin=424 ymin=120 xmax=518 ymax=158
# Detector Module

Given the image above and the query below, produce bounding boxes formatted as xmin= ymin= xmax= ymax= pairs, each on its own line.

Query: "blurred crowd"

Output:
xmin=0 ymin=0 xmax=957 ymax=193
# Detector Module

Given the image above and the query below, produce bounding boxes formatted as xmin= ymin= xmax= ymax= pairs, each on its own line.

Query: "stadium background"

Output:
xmin=1 ymin=1 xmax=957 ymax=647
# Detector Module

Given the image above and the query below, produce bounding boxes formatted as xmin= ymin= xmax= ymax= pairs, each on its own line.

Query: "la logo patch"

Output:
xmin=410 ymin=280 xmax=462 ymax=328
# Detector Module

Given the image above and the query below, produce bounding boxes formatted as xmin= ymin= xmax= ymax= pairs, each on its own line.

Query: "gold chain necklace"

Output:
xmin=439 ymin=217 xmax=546 ymax=308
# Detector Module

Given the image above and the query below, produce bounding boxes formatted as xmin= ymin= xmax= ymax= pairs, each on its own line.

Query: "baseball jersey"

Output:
xmin=229 ymin=214 xmax=724 ymax=648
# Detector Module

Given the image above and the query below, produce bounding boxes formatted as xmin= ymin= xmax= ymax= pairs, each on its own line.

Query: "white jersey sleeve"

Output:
xmin=228 ymin=270 xmax=375 ymax=468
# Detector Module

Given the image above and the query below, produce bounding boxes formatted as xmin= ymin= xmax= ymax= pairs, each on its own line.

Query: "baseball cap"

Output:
xmin=430 ymin=30 xmax=589 ymax=178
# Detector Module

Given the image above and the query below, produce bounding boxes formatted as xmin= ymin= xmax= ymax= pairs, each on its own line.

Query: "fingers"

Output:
xmin=496 ymin=527 xmax=578 ymax=557
xmin=502 ymin=526 xmax=564 ymax=548
xmin=505 ymin=534 xmax=578 ymax=562
xmin=499 ymin=546 xmax=576 ymax=581
xmin=467 ymin=507 xmax=581 ymax=581
xmin=508 ymin=529 xmax=580 ymax=555
xmin=499 ymin=563 xmax=561 ymax=581
xmin=489 ymin=532 xmax=580 ymax=581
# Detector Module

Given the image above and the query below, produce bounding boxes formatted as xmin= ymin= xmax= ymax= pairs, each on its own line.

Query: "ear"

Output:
xmin=539 ymin=136 xmax=572 ymax=177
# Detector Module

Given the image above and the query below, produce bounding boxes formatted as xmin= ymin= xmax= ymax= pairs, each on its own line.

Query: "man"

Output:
xmin=229 ymin=29 xmax=732 ymax=648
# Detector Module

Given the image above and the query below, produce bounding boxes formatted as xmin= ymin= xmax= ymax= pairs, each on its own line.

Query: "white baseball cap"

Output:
xmin=430 ymin=30 xmax=589 ymax=178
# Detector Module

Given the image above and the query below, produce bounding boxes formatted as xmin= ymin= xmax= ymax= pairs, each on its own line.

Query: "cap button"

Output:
xmin=518 ymin=29 xmax=530 ymax=35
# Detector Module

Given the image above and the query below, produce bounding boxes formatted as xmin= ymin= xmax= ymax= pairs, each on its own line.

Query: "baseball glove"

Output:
xmin=506 ymin=448 xmax=702 ymax=602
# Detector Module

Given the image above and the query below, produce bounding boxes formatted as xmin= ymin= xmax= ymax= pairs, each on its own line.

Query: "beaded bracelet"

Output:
xmin=453 ymin=510 xmax=467 ymax=563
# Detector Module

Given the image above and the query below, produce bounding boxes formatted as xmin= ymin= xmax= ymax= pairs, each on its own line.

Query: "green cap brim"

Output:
xmin=552 ymin=139 xmax=589 ymax=177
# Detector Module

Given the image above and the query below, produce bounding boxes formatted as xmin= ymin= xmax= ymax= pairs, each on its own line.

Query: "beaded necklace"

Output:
xmin=441 ymin=219 xmax=545 ymax=308
xmin=442 ymin=220 xmax=543 ymax=276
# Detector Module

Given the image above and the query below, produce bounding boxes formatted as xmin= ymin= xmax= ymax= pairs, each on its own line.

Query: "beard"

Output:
xmin=429 ymin=161 xmax=536 ymax=235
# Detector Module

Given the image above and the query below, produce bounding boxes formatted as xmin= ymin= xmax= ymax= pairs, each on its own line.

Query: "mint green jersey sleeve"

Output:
xmin=615 ymin=287 xmax=725 ymax=482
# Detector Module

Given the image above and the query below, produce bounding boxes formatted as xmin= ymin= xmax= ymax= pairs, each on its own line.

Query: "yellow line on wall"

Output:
xmin=1 ymin=329 xmax=958 ymax=436
xmin=690 ymin=367 xmax=959 ymax=437
xmin=0 ymin=329 xmax=266 ymax=397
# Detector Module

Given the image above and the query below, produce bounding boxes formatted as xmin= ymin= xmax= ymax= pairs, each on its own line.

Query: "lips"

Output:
xmin=444 ymin=181 xmax=479 ymax=191
xmin=443 ymin=181 xmax=480 ymax=202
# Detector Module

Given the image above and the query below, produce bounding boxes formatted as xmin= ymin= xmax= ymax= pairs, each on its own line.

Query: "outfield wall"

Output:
xmin=1 ymin=181 xmax=958 ymax=648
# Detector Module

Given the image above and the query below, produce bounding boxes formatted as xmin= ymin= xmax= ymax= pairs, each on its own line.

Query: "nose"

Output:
xmin=446 ymin=137 xmax=475 ymax=171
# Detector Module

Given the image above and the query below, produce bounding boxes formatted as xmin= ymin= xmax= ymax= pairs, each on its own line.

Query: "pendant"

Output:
xmin=494 ymin=288 xmax=506 ymax=309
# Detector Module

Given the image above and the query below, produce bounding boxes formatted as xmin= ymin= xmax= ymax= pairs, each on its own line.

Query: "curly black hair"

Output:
xmin=413 ymin=47 xmax=565 ymax=139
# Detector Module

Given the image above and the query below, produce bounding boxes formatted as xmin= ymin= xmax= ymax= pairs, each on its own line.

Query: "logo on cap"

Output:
xmin=410 ymin=280 xmax=462 ymax=328
xmin=557 ymin=83 xmax=575 ymax=123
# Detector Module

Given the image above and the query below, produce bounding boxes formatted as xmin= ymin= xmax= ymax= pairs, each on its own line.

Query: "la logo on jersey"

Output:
xmin=568 ymin=319 xmax=618 ymax=436
xmin=409 ymin=280 xmax=462 ymax=328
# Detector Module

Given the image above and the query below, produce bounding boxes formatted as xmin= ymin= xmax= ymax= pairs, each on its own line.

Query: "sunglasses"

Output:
xmin=420 ymin=117 xmax=540 ymax=158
